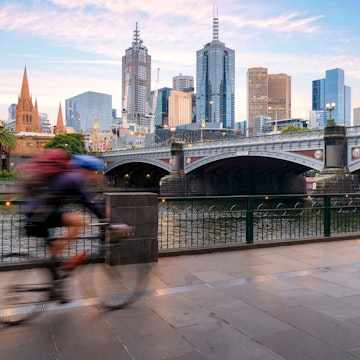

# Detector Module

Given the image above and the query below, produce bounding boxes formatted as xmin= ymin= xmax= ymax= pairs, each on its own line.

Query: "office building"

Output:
xmin=354 ymin=107 xmax=360 ymax=126
xmin=312 ymin=68 xmax=351 ymax=127
xmin=247 ymin=67 xmax=268 ymax=136
xmin=168 ymin=90 xmax=192 ymax=127
xmin=122 ymin=23 xmax=151 ymax=130
xmin=247 ymin=67 xmax=291 ymax=136
xmin=154 ymin=87 xmax=171 ymax=128
xmin=8 ymin=104 xmax=16 ymax=122
xmin=65 ymin=91 xmax=112 ymax=133
xmin=173 ymin=74 xmax=194 ymax=92
xmin=196 ymin=13 xmax=235 ymax=129
xmin=39 ymin=112 xmax=51 ymax=133
xmin=268 ymin=73 xmax=291 ymax=125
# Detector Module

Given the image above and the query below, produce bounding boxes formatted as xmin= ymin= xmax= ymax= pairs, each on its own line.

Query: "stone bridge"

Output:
xmin=102 ymin=126 xmax=360 ymax=196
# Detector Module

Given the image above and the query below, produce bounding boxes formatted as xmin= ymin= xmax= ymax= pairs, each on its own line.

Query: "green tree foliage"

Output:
xmin=44 ymin=133 xmax=87 ymax=154
xmin=0 ymin=121 xmax=17 ymax=170
xmin=281 ymin=125 xmax=309 ymax=133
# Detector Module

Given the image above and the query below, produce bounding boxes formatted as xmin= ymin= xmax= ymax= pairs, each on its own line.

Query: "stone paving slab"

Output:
xmin=2 ymin=239 xmax=360 ymax=359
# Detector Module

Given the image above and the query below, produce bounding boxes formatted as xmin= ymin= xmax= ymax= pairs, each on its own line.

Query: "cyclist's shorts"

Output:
xmin=26 ymin=209 xmax=63 ymax=241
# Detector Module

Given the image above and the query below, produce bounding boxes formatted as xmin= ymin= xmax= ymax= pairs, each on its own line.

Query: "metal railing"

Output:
xmin=0 ymin=200 xmax=103 ymax=264
xmin=158 ymin=194 xmax=360 ymax=250
xmin=2 ymin=193 xmax=360 ymax=264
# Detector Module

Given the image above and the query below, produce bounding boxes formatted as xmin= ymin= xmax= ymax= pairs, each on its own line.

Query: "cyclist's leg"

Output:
xmin=47 ymin=212 xmax=84 ymax=257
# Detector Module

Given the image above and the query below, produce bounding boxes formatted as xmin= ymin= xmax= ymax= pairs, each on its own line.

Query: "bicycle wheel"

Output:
xmin=81 ymin=246 xmax=155 ymax=311
xmin=0 ymin=253 xmax=51 ymax=325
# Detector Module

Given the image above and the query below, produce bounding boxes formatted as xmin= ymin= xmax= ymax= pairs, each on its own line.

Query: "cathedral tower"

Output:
xmin=15 ymin=66 xmax=42 ymax=133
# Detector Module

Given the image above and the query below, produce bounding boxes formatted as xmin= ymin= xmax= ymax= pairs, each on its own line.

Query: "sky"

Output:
xmin=1 ymin=0 xmax=360 ymax=125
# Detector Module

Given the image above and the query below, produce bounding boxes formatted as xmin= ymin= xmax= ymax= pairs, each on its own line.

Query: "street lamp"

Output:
xmin=326 ymin=102 xmax=336 ymax=127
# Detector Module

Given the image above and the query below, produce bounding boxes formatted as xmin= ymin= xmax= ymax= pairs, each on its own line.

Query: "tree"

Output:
xmin=0 ymin=121 xmax=17 ymax=171
xmin=44 ymin=133 xmax=87 ymax=154
xmin=281 ymin=125 xmax=308 ymax=133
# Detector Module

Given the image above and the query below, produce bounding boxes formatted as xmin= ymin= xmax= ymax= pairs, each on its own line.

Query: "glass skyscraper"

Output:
xmin=65 ymin=91 xmax=112 ymax=133
xmin=196 ymin=15 xmax=235 ymax=129
xmin=312 ymin=68 xmax=351 ymax=127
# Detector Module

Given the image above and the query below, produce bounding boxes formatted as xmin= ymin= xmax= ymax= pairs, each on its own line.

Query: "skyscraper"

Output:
xmin=122 ymin=23 xmax=151 ymax=130
xmin=196 ymin=12 xmax=235 ymax=129
xmin=268 ymin=73 xmax=291 ymax=122
xmin=312 ymin=68 xmax=351 ymax=127
xmin=247 ymin=68 xmax=291 ymax=135
xmin=247 ymin=67 xmax=268 ymax=136
xmin=65 ymin=91 xmax=112 ymax=133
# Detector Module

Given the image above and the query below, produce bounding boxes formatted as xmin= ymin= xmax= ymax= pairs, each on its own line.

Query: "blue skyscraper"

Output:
xmin=153 ymin=87 xmax=171 ymax=128
xmin=196 ymin=13 xmax=235 ymax=129
xmin=312 ymin=68 xmax=351 ymax=127
xmin=65 ymin=91 xmax=112 ymax=132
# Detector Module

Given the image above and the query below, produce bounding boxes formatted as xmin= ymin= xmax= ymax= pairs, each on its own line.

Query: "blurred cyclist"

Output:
xmin=25 ymin=152 xmax=131 ymax=276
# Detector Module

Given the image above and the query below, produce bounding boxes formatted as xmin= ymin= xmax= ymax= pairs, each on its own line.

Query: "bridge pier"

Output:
xmin=313 ymin=124 xmax=359 ymax=194
xmin=159 ymin=142 xmax=187 ymax=197
xmin=322 ymin=124 xmax=348 ymax=174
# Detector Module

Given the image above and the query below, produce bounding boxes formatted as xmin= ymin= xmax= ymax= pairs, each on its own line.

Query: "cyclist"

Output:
xmin=25 ymin=153 xmax=131 ymax=281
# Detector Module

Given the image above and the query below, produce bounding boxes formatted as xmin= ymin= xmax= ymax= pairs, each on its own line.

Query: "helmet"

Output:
xmin=72 ymin=155 xmax=104 ymax=171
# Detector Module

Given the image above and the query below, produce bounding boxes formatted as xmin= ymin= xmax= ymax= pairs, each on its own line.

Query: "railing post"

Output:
xmin=105 ymin=192 xmax=158 ymax=265
xmin=324 ymin=195 xmax=331 ymax=237
xmin=246 ymin=197 xmax=254 ymax=244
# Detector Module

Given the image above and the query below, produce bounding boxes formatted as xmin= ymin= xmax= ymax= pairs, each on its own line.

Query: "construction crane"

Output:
xmin=147 ymin=67 xmax=159 ymax=133
xmin=122 ymin=61 xmax=131 ymax=128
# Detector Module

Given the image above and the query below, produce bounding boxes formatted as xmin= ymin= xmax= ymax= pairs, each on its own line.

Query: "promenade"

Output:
xmin=2 ymin=239 xmax=360 ymax=359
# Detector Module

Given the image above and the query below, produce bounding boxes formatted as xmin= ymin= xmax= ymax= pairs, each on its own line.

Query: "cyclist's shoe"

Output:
xmin=108 ymin=223 xmax=134 ymax=234
xmin=61 ymin=251 xmax=87 ymax=272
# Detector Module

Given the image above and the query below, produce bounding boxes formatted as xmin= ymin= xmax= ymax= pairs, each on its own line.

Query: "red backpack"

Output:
xmin=20 ymin=149 xmax=72 ymax=189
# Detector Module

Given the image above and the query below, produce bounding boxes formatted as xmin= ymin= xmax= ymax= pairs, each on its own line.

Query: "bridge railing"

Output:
xmin=182 ymin=129 xmax=324 ymax=149
xmin=2 ymin=193 xmax=360 ymax=264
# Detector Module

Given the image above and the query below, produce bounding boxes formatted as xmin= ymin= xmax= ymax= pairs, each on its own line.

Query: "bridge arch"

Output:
xmin=185 ymin=151 xmax=323 ymax=174
xmin=105 ymin=158 xmax=171 ymax=173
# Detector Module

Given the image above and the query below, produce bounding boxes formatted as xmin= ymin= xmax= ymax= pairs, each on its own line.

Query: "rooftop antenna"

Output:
xmin=132 ymin=22 xmax=143 ymax=48
xmin=213 ymin=3 xmax=219 ymax=41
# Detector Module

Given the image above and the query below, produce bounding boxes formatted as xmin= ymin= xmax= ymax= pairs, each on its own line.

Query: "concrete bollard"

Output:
xmin=104 ymin=192 xmax=158 ymax=265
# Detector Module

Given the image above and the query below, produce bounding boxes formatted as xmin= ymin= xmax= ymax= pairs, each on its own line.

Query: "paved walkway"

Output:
xmin=2 ymin=239 xmax=360 ymax=359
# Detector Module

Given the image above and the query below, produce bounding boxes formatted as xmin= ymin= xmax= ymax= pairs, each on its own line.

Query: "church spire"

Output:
xmin=15 ymin=66 xmax=35 ymax=133
xmin=20 ymin=66 xmax=31 ymax=101
xmin=55 ymin=102 xmax=65 ymax=134
xmin=32 ymin=99 xmax=43 ymax=133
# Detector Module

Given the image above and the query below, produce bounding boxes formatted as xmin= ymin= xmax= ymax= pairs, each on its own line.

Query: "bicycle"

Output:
xmin=0 ymin=222 xmax=155 ymax=325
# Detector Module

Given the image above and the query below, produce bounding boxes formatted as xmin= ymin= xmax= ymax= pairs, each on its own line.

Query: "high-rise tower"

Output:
xmin=312 ymin=68 xmax=351 ymax=127
xmin=196 ymin=9 xmax=235 ymax=129
xmin=247 ymin=68 xmax=291 ymax=135
xmin=122 ymin=23 xmax=151 ymax=131
xmin=247 ymin=67 xmax=268 ymax=136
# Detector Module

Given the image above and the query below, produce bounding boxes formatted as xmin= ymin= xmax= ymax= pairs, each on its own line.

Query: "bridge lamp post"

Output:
xmin=170 ymin=127 xmax=176 ymax=143
xmin=326 ymin=102 xmax=336 ymax=127
xmin=200 ymin=120 xmax=205 ymax=142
